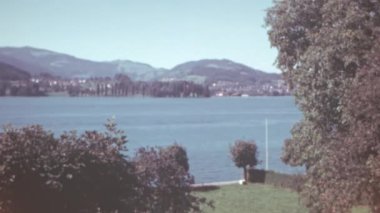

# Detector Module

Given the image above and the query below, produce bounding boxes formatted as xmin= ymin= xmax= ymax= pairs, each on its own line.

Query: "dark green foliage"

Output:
xmin=147 ymin=81 xmax=210 ymax=98
xmin=0 ymin=120 xmax=138 ymax=213
xmin=0 ymin=62 xmax=45 ymax=96
xmin=230 ymin=140 xmax=259 ymax=181
xmin=160 ymin=143 xmax=190 ymax=172
xmin=248 ymin=169 xmax=305 ymax=192
xmin=69 ymin=75 xmax=210 ymax=97
xmin=8 ymin=82 xmax=46 ymax=96
xmin=334 ymin=42 xmax=380 ymax=212
xmin=230 ymin=140 xmax=259 ymax=168
xmin=267 ymin=0 xmax=380 ymax=212
xmin=0 ymin=62 xmax=46 ymax=96
xmin=134 ymin=145 xmax=211 ymax=213
xmin=0 ymin=121 xmax=209 ymax=213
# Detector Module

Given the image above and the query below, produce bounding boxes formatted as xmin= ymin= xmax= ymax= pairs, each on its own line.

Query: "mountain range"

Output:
xmin=0 ymin=46 xmax=281 ymax=85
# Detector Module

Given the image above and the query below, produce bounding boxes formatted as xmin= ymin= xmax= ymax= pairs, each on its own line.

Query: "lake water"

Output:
xmin=0 ymin=96 xmax=304 ymax=183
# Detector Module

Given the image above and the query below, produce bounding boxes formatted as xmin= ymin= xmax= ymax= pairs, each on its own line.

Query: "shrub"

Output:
xmin=248 ymin=169 xmax=305 ymax=192
xmin=0 ymin=122 xmax=209 ymax=213
xmin=0 ymin=120 xmax=138 ymax=213
xmin=134 ymin=144 xmax=211 ymax=213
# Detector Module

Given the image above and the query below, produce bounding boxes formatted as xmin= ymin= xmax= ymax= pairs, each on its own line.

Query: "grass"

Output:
xmin=352 ymin=207 xmax=370 ymax=213
xmin=195 ymin=183 xmax=306 ymax=213
xmin=195 ymin=183 xmax=370 ymax=213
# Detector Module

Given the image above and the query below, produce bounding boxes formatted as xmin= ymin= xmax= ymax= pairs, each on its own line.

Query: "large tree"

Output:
xmin=267 ymin=0 xmax=380 ymax=212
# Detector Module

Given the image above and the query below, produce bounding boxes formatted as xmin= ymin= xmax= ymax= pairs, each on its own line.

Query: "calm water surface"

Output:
xmin=0 ymin=96 xmax=304 ymax=183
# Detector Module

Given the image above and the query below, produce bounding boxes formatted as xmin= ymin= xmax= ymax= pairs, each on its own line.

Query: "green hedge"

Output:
xmin=247 ymin=169 xmax=305 ymax=192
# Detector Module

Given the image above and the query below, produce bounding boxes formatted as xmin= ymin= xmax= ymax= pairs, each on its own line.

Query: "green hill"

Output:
xmin=164 ymin=59 xmax=280 ymax=85
xmin=0 ymin=62 xmax=31 ymax=81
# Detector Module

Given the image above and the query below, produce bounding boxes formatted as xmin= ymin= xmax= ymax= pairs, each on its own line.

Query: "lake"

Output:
xmin=0 ymin=96 xmax=304 ymax=183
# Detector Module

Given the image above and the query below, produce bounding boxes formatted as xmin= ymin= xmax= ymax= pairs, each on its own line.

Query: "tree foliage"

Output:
xmin=230 ymin=140 xmax=259 ymax=181
xmin=0 ymin=120 xmax=138 ymax=213
xmin=68 ymin=75 xmax=210 ymax=98
xmin=134 ymin=144 xmax=210 ymax=213
xmin=267 ymin=0 xmax=380 ymax=212
xmin=0 ymin=122 xmax=208 ymax=213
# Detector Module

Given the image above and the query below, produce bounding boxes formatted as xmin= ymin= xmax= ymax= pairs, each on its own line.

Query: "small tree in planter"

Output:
xmin=230 ymin=140 xmax=259 ymax=182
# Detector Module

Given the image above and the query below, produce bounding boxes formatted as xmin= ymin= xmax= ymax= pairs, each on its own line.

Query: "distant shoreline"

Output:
xmin=0 ymin=94 xmax=294 ymax=98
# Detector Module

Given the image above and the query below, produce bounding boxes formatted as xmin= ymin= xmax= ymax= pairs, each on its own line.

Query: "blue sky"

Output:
xmin=0 ymin=0 xmax=279 ymax=72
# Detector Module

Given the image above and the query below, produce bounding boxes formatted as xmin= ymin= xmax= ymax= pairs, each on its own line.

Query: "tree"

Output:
xmin=0 ymin=121 xmax=210 ymax=213
xmin=0 ymin=120 xmax=138 ymax=213
xmin=160 ymin=143 xmax=190 ymax=172
xmin=230 ymin=140 xmax=259 ymax=182
xmin=330 ymin=42 xmax=380 ymax=212
xmin=133 ymin=144 xmax=211 ymax=213
xmin=266 ymin=0 xmax=380 ymax=212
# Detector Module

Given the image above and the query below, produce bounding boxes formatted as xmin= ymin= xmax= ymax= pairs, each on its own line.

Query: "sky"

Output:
xmin=0 ymin=0 xmax=279 ymax=73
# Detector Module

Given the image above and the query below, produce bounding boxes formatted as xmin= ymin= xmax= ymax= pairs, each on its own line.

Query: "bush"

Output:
xmin=0 ymin=121 xmax=138 ymax=213
xmin=0 ymin=122 xmax=209 ymax=213
xmin=134 ymin=144 xmax=211 ymax=213
xmin=248 ymin=169 xmax=305 ymax=192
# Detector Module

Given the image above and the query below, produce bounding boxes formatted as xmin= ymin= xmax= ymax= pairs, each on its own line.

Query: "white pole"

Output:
xmin=265 ymin=118 xmax=269 ymax=170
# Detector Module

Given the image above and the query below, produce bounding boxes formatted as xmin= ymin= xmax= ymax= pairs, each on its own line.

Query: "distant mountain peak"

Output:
xmin=0 ymin=46 xmax=281 ymax=84
xmin=162 ymin=58 xmax=280 ymax=85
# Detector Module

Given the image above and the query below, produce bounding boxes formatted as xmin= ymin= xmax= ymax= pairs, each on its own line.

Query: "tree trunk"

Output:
xmin=243 ymin=166 xmax=247 ymax=182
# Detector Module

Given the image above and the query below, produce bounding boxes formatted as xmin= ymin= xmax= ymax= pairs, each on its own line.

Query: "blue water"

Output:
xmin=0 ymin=96 xmax=304 ymax=183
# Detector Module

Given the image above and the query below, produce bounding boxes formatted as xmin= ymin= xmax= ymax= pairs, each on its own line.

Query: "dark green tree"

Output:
xmin=230 ymin=140 xmax=259 ymax=182
xmin=134 ymin=144 xmax=210 ymax=213
xmin=0 ymin=120 xmax=138 ymax=213
xmin=267 ymin=0 xmax=380 ymax=212
xmin=0 ymin=121 xmax=210 ymax=213
xmin=160 ymin=143 xmax=190 ymax=172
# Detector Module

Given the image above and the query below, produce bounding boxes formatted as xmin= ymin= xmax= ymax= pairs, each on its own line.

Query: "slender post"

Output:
xmin=265 ymin=118 xmax=269 ymax=170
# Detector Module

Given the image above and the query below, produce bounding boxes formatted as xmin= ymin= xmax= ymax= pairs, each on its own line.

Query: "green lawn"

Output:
xmin=195 ymin=183 xmax=369 ymax=213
